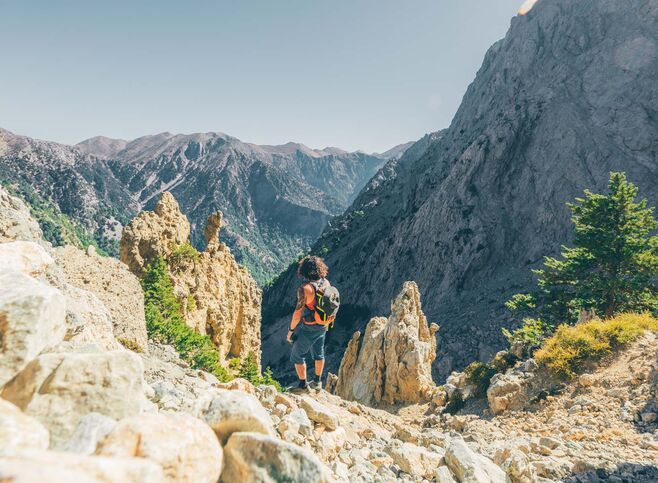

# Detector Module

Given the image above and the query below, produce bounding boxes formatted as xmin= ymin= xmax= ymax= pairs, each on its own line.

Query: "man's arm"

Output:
xmin=287 ymin=286 xmax=306 ymax=342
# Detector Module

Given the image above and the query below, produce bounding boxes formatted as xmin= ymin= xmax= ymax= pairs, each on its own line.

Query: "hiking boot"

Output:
xmin=311 ymin=378 xmax=322 ymax=391
xmin=289 ymin=379 xmax=309 ymax=393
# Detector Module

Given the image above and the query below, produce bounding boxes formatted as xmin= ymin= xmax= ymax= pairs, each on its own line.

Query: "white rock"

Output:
xmin=0 ymin=270 xmax=67 ymax=387
xmin=0 ymin=398 xmax=49 ymax=455
xmin=386 ymin=441 xmax=443 ymax=478
xmin=1 ymin=350 xmax=146 ymax=447
xmin=299 ymin=396 xmax=339 ymax=430
xmin=61 ymin=413 xmax=117 ymax=455
xmin=0 ymin=449 xmax=163 ymax=482
xmin=445 ymin=438 xmax=507 ymax=483
xmin=198 ymin=389 xmax=275 ymax=444
xmin=97 ymin=413 xmax=222 ymax=483
xmin=221 ymin=431 xmax=331 ymax=483
xmin=0 ymin=241 xmax=54 ymax=277
xmin=435 ymin=466 xmax=457 ymax=483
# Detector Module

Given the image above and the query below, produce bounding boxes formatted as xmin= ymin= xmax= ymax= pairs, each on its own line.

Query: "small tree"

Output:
xmin=509 ymin=172 xmax=658 ymax=325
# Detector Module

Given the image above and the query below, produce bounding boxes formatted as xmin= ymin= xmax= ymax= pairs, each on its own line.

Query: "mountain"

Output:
xmin=78 ymin=132 xmax=402 ymax=282
xmin=0 ymin=127 xmax=409 ymax=282
xmin=262 ymin=0 xmax=658 ymax=379
xmin=0 ymin=128 xmax=137 ymax=255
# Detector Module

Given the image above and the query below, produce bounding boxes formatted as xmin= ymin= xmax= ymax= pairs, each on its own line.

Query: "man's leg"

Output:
xmin=295 ymin=363 xmax=307 ymax=381
xmin=314 ymin=359 xmax=324 ymax=379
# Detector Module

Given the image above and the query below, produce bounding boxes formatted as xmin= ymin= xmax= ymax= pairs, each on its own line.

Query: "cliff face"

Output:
xmin=263 ymin=0 xmax=658 ymax=378
xmin=120 ymin=192 xmax=262 ymax=365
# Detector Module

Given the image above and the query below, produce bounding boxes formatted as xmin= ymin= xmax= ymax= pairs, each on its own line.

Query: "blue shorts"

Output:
xmin=290 ymin=324 xmax=326 ymax=365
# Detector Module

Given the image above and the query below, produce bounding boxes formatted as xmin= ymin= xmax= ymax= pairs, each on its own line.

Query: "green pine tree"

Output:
xmin=508 ymin=172 xmax=658 ymax=325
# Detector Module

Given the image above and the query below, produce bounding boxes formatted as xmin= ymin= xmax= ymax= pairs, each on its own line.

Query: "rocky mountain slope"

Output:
xmin=79 ymin=132 xmax=404 ymax=283
xmin=263 ymin=0 xmax=658 ymax=378
xmin=0 ymin=128 xmax=137 ymax=255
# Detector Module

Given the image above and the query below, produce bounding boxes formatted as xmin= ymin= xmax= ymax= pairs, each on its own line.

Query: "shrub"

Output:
xmin=142 ymin=256 xmax=230 ymax=382
xmin=464 ymin=361 xmax=497 ymax=396
xmin=535 ymin=312 xmax=658 ymax=379
xmin=502 ymin=318 xmax=550 ymax=356
xmin=186 ymin=294 xmax=197 ymax=312
xmin=117 ymin=337 xmax=142 ymax=352
xmin=237 ymin=352 xmax=283 ymax=392
xmin=168 ymin=243 xmax=199 ymax=269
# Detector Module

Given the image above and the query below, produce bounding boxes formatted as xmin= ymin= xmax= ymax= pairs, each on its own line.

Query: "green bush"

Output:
xmin=142 ymin=256 xmax=229 ymax=382
xmin=535 ymin=312 xmax=658 ymax=379
xmin=237 ymin=352 xmax=283 ymax=391
xmin=464 ymin=361 xmax=497 ymax=396
xmin=168 ymin=243 xmax=200 ymax=269
xmin=502 ymin=318 xmax=550 ymax=356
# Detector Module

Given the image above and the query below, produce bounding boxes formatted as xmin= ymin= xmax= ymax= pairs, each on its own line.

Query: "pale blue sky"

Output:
xmin=1 ymin=0 xmax=523 ymax=152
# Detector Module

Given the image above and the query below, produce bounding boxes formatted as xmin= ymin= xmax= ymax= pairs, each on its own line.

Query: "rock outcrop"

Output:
xmin=334 ymin=281 xmax=439 ymax=405
xmin=120 ymin=192 xmax=262 ymax=364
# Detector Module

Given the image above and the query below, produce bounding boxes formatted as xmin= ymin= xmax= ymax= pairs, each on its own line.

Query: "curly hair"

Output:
xmin=297 ymin=255 xmax=328 ymax=281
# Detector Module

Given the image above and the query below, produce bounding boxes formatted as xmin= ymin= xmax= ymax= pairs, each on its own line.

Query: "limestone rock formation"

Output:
xmin=334 ymin=281 xmax=439 ymax=405
xmin=0 ymin=186 xmax=46 ymax=244
xmin=0 ymin=399 xmax=50 ymax=454
xmin=120 ymin=192 xmax=262 ymax=365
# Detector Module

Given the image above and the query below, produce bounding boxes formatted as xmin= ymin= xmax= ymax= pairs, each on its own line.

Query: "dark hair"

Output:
xmin=297 ymin=255 xmax=328 ymax=281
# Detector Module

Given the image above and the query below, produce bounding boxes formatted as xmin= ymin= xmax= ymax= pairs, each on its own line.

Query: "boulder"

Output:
xmin=0 ymin=449 xmax=163 ymax=483
xmin=97 ymin=413 xmax=222 ymax=483
xmin=487 ymin=372 xmax=527 ymax=415
xmin=0 ymin=270 xmax=67 ymax=387
xmin=0 ymin=241 xmax=54 ymax=277
xmin=334 ymin=282 xmax=439 ymax=405
xmin=299 ymin=396 xmax=339 ymax=430
xmin=445 ymin=438 xmax=506 ymax=483
xmin=500 ymin=449 xmax=536 ymax=483
xmin=1 ymin=350 xmax=146 ymax=447
xmin=54 ymin=245 xmax=148 ymax=353
xmin=386 ymin=441 xmax=444 ymax=479
xmin=198 ymin=390 xmax=275 ymax=444
xmin=61 ymin=413 xmax=117 ymax=455
xmin=221 ymin=431 xmax=331 ymax=483
xmin=0 ymin=398 xmax=49 ymax=454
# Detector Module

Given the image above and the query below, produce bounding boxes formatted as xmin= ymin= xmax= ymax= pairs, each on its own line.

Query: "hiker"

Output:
xmin=287 ymin=255 xmax=339 ymax=390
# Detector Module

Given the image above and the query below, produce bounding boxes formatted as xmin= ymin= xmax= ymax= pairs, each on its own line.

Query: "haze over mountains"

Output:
xmin=262 ymin=0 xmax=658 ymax=379
xmin=0 ymin=129 xmax=410 ymax=282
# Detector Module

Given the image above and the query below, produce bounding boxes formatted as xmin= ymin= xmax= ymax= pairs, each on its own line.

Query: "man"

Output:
xmin=287 ymin=255 xmax=331 ymax=391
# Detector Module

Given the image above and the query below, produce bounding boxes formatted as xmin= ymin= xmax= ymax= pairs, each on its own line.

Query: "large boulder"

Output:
xmin=0 ymin=449 xmax=164 ymax=483
xmin=120 ymin=192 xmax=261 ymax=365
xmin=334 ymin=282 xmax=439 ymax=405
xmin=1 ymin=350 xmax=146 ymax=447
xmin=0 ymin=399 xmax=49 ymax=455
xmin=221 ymin=432 xmax=331 ymax=483
xmin=487 ymin=372 xmax=527 ymax=415
xmin=0 ymin=241 xmax=54 ymax=277
xmin=0 ymin=270 xmax=67 ymax=387
xmin=97 ymin=413 xmax=222 ymax=483
xmin=61 ymin=413 xmax=117 ymax=455
xmin=444 ymin=438 xmax=506 ymax=483
xmin=198 ymin=390 xmax=276 ymax=444
xmin=54 ymin=245 xmax=148 ymax=352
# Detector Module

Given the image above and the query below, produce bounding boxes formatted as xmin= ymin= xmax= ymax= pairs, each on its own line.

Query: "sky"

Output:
xmin=0 ymin=0 xmax=524 ymax=153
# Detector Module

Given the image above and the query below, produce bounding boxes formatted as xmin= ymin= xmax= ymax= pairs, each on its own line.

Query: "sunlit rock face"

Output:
xmin=263 ymin=0 xmax=658 ymax=380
